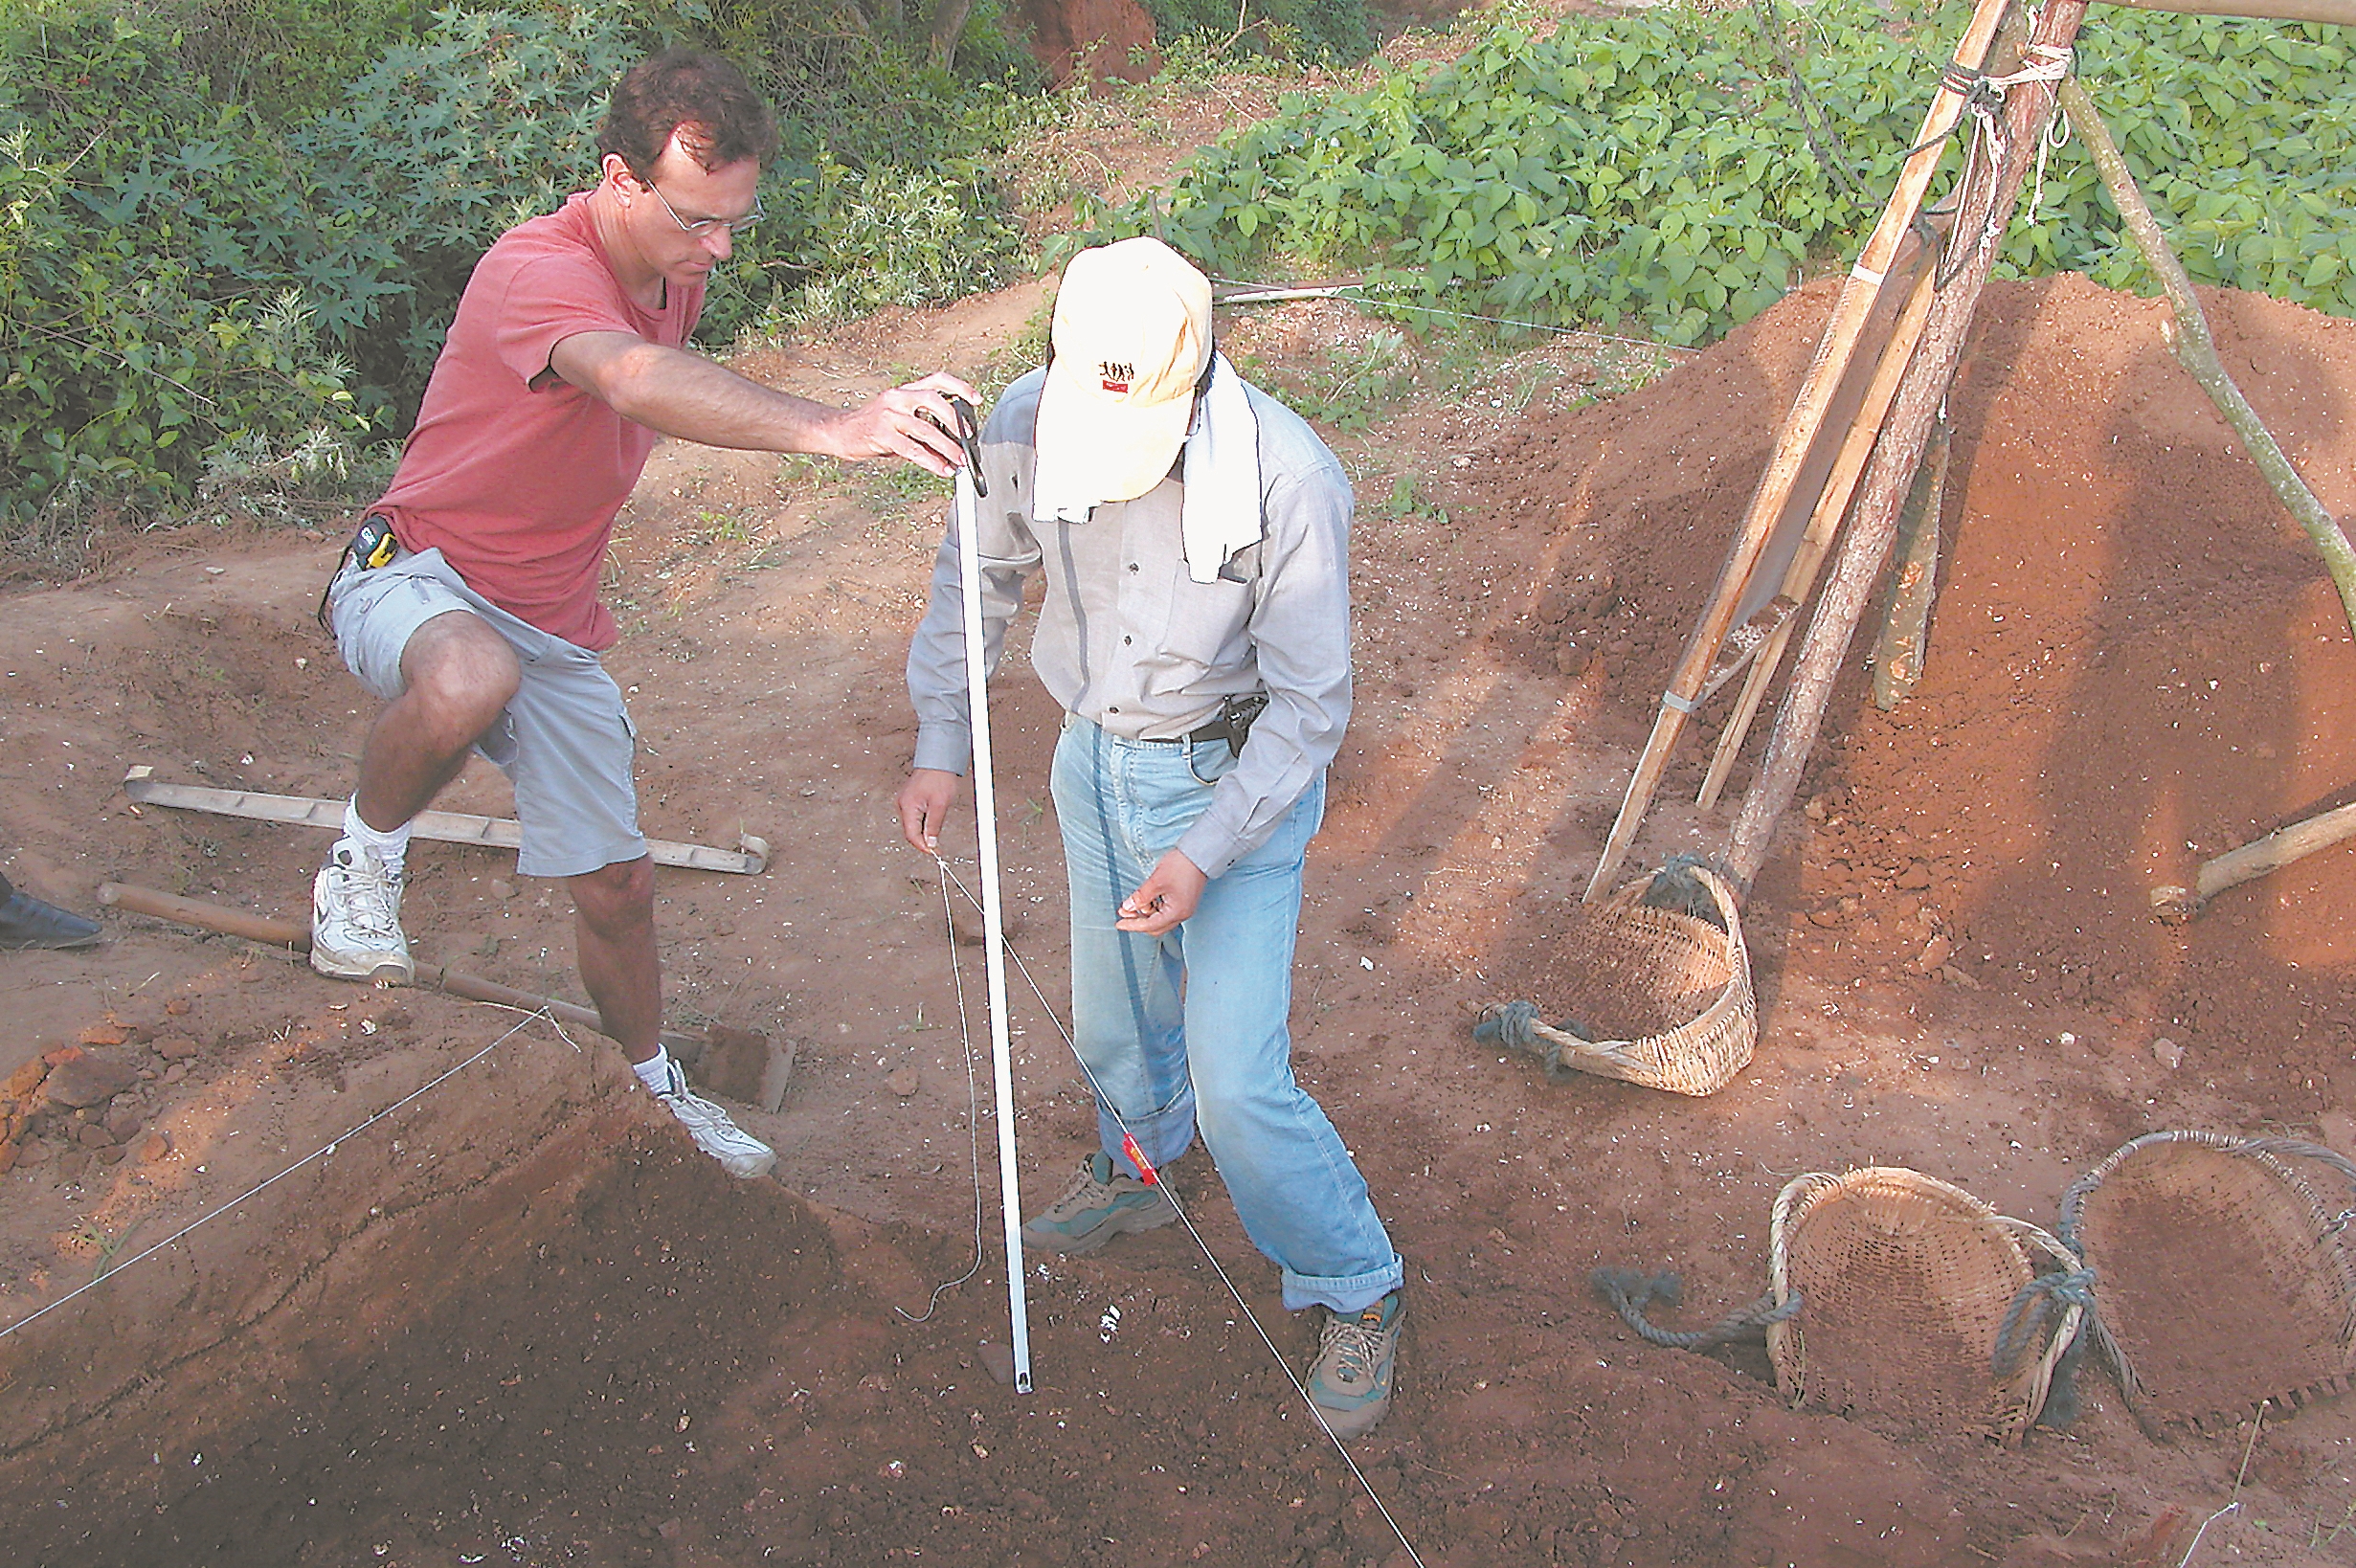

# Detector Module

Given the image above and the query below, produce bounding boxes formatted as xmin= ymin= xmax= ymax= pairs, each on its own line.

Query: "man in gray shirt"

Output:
xmin=896 ymin=237 xmax=1404 ymax=1439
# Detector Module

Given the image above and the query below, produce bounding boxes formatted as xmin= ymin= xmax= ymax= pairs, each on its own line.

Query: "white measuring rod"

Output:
xmin=952 ymin=444 xmax=1034 ymax=1395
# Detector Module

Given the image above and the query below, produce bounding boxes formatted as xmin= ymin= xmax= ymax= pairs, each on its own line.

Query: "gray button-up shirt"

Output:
xmin=906 ymin=367 xmax=1353 ymax=879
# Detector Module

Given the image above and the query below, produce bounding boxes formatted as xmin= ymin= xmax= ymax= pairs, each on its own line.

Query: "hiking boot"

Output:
xmin=311 ymin=840 xmax=413 ymax=983
xmin=1021 ymin=1151 xmax=1178 ymax=1255
xmin=1307 ymin=1288 xmax=1403 ymax=1440
xmin=651 ymin=1056 xmax=776 ymax=1180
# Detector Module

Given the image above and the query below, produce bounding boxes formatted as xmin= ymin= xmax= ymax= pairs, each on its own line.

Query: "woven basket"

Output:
xmin=1473 ymin=862 xmax=1755 ymax=1097
xmin=2059 ymin=1131 xmax=2356 ymax=1433
xmin=1768 ymin=1167 xmax=2083 ymax=1445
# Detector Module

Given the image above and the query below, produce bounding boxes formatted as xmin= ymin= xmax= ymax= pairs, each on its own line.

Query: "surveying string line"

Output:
xmin=0 ymin=1006 xmax=549 ymax=1344
xmin=893 ymin=859 xmax=990 ymax=1324
xmin=930 ymin=860 xmax=1430 ymax=1568
xmin=1210 ymin=274 xmax=1698 ymax=361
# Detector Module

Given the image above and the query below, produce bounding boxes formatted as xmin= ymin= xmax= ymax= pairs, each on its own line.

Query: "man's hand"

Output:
xmin=823 ymin=371 xmax=983 ymax=477
xmin=1115 ymin=851 xmax=1207 ymax=936
xmin=898 ymin=768 xmax=963 ymax=854
xmin=546 ymin=334 xmax=978 ymax=474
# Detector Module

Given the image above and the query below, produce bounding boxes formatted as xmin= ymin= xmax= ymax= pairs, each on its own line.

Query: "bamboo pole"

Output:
xmin=1872 ymin=416 xmax=1952 ymax=709
xmin=1580 ymin=0 xmax=2015 ymax=903
xmin=1694 ymin=258 xmax=1944 ymax=809
xmin=2057 ymin=78 xmax=2356 ymax=638
xmin=2102 ymin=0 xmax=2356 ymax=23
xmin=1727 ymin=3 xmax=2093 ymax=890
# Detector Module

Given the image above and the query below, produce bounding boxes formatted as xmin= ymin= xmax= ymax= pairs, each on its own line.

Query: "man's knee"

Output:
xmin=571 ymin=857 xmax=654 ymax=934
xmin=398 ymin=611 xmax=522 ymax=737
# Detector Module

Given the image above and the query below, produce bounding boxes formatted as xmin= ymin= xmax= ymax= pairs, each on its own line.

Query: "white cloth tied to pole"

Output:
xmin=1032 ymin=351 xmax=1265 ymax=585
xmin=954 ymin=447 xmax=1035 ymax=1395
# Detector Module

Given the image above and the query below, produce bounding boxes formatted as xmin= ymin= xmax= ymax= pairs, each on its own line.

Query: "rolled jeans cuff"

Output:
xmin=1283 ymin=1252 xmax=1405 ymax=1316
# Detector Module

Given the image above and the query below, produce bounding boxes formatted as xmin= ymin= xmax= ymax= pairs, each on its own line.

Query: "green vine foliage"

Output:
xmin=289 ymin=6 xmax=665 ymax=416
xmin=1083 ymin=0 xmax=2354 ymax=347
xmin=2021 ymin=16 xmax=2353 ymax=305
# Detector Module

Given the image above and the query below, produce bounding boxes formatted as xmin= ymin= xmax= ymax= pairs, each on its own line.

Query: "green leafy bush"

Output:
xmin=1084 ymin=0 xmax=2354 ymax=346
xmin=0 ymin=11 xmax=372 ymax=518
xmin=665 ymin=0 xmax=1036 ymax=333
xmin=288 ymin=5 xmax=662 ymax=414
xmin=0 ymin=0 xmax=1043 ymax=520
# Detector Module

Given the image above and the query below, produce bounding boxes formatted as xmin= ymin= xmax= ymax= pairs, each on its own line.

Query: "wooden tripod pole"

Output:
xmin=1695 ymin=258 xmax=1943 ymax=810
xmin=1582 ymin=0 xmax=2012 ymax=902
xmin=2056 ymin=77 xmax=2356 ymax=636
xmin=1728 ymin=2 xmax=2092 ymax=889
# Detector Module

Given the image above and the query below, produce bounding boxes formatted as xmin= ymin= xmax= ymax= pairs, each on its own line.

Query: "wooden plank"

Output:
xmin=120 ymin=767 xmax=769 ymax=875
xmin=1872 ymin=417 xmax=1951 ymax=710
xmin=1695 ymin=244 xmax=1946 ymax=809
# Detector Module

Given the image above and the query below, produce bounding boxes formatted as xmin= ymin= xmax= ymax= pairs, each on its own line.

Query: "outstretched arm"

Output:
xmin=550 ymin=331 xmax=978 ymax=475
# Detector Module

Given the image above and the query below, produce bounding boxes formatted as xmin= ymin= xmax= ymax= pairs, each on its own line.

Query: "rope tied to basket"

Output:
xmin=1992 ymin=1266 xmax=2098 ymax=1379
xmin=1484 ymin=999 xmax=1541 ymax=1054
xmin=1474 ymin=1000 xmax=1593 ymax=1085
xmin=1590 ymin=1267 xmax=1805 ymax=1350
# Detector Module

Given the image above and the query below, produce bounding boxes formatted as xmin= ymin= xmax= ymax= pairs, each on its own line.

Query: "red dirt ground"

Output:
xmin=3 ymin=270 xmax=2355 ymax=1568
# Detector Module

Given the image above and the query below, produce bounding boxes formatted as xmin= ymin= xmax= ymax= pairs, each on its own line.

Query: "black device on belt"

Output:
xmin=315 ymin=514 xmax=399 ymax=630
xmin=1177 ymin=691 xmax=1268 ymax=757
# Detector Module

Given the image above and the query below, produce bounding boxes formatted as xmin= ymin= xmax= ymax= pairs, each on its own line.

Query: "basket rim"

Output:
xmin=1766 ymin=1165 xmax=2085 ymax=1442
xmin=1499 ymin=862 xmax=1755 ymax=1095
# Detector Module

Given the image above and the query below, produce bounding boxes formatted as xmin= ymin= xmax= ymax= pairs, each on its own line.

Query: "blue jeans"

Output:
xmin=1052 ymin=716 xmax=1402 ymax=1314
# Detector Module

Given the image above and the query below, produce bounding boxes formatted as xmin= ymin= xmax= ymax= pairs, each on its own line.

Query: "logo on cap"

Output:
xmin=1098 ymin=360 xmax=1134 ymax=394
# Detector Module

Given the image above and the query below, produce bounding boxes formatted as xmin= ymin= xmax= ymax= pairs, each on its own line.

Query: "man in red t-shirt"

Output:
xmin=315 ymin=50 xmax=976 ymax=1178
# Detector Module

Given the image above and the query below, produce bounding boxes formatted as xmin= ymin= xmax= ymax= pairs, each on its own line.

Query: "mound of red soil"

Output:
xmin=1477 ymin=274 xmax=2356 ymax=1125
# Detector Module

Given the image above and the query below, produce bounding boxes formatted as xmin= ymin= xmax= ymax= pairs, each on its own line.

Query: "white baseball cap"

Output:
xmin=1034 ymin=236 xmax=1214 ymax=504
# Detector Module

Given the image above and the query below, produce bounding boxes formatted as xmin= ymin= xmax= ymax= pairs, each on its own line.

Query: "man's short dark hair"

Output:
xmin=597 ymin=49 xmax=778 ymax=177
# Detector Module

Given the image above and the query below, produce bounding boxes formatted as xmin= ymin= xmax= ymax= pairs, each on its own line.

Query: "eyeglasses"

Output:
xmin=644 ymin=178 xmax=764 ymax=238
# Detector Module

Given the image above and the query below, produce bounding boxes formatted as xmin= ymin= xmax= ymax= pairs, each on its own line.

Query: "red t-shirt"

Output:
xmin=373 ymin=191 xmax=703 ymax=650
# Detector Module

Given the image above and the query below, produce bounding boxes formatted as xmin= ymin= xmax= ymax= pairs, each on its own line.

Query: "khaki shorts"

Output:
xmin=326 ymin=545 xmax=644 ymax=880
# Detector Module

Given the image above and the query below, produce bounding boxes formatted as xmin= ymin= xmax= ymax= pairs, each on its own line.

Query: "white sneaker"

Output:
xmin=311 ymin=840 xmax=414 ymax=983
xmin=651 ymin=1058 xmax=775 ymax=1179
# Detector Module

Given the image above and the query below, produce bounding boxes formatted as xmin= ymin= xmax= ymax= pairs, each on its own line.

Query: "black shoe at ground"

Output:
xmin=0 ymin=885 xmax=103 ymax=951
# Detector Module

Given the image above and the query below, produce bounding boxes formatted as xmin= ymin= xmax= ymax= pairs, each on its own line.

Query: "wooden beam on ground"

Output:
xmin=1727 ymin=3 xmax=2093 ymax=891
xmin=2150 ymin=800 xmax=2356 ymax=918
xmin=121 ymin=767 xmax=770 ymax=875
xmin=1872 ymin=416 xmax=1951 ymax=710
xmin=95 ymin=882 xmax=710 ymax=1057
xmin=1581 ymin=0 xmax=2013 ymax=902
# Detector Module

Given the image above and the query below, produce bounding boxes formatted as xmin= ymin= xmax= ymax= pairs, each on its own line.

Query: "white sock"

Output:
xmin=632 ymin=1047 xmax=675 ymax=1095
xmin=342 ymin=797 xmax=412 ymax=878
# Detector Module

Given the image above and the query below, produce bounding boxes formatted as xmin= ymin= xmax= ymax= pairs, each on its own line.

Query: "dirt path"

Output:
xmin=3 ymin=267 xmax=2355 ymax=1568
